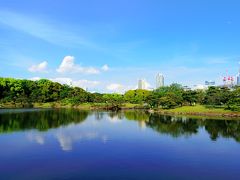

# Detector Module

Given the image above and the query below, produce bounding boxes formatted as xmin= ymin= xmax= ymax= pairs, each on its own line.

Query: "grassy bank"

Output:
xmin=0 ymin=102 xmax=144 ymax=110
xmin=157 ymin=105 xmax=240 ymax=118
xmin=1 ymin=102 xmax=240 ymax=118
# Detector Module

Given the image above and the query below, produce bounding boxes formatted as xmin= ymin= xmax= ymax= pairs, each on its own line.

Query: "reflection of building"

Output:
xmin=156 ymin=73 xmax=164 ymax=89
xmin=205 ymin=80 xmax=215 ymax=86
xmin=138 ymin=121 xmax=146 ymax=129
xmin=138 ymin=79 xmax=147 ymax=89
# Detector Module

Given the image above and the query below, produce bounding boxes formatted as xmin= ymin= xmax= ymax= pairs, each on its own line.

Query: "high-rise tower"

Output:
xmin=138 ymin=79 xmax=147 ymax=89
xmin=237 ymin=68 xmax=240 ymax=86
xmin=156 ymin=73 xmax=164 ymax=89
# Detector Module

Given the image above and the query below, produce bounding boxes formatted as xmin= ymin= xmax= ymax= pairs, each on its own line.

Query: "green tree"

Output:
xmin=183 ymin=90 xmax=197 ymax=105
xmin=124 ymin=89 xmax=151 ymax=104
xmin=204 ymin=86 xmax=231 ymax=106
xmin=103 ymin=93 xmax=124 ymax=107
xmin=227 ymin=87 xmax=240 ymax=111
xmin=159 ymin=93 xmax=178 ymax=109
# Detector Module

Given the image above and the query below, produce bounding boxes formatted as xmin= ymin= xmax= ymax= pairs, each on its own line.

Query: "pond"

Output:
xmin=0 ymin=109 xmax=240 ymax=179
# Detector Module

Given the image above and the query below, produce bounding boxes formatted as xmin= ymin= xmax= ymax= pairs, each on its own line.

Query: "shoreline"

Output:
xmin=152 ymin=110 xmax=240 ymax=119
xmin=1 ymin=103 xmax=240 ymax=119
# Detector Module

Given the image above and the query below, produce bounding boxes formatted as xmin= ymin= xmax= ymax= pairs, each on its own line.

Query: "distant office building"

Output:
xmin=237 ymin=69 xmax=240 ymax=86
xmin=138 ymin=79 xmax=147 ymax=90
xmin=205 ymin=80 xmax=215 ymax=86
xmin=237 ymin=75 xmax=240 ymax=86
xmin=236 ymin=69 xmax=240 ymax=86
xmin=156 ymin=73 xmax=164 ymax=89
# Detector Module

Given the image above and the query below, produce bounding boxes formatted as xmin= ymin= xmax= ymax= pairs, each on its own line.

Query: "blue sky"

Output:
xmin=0 ymin=0 xmax=240 ymax=92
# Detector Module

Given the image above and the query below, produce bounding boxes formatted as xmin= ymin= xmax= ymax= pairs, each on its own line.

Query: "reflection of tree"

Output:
xmin=147 ymin=114 xmax=199 ymax=137
xmin=108 ymin=111 xmax=124 ymax=120
xmin=94 ymin=111 xmax=104 ymax=120
xmin=124 ymin=111 xmax=240 ymax=143
xmin=1 ymin=109 xmax=240 ymax=144
xmin=124 ymin=111 xmax=149 ymax=121
xmin=204 ymin=120 xmax=240 ymax=142
xmin=0 ymin=109 xmax=88 ymax=133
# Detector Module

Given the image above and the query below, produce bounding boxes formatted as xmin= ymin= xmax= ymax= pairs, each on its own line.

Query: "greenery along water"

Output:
xmin=1 ymin=109 xmax=240 ymax=142
xmin=1 ymin=77 xmax=240 ymax=111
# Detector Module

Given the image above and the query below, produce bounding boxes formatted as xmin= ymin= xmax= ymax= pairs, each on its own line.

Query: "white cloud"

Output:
xmin=28 ymin=61 xmax=48 ymax=73
xmin=101 ymin=64 xmax=109 ymax=71
xmin=72 ymin=80 xmax=100 ymax=89
xmin=145 ymin=81 xmax=152 ymax=90
xmin=106 ymin=83 xmax=123 ymax=92
xmin=56 ymin=56 xmax=75 ymax=73
xmin=29 ymin=77 xmax=100 ymax=90
xmin=29 ymin=77 xmax=41 ymax=81
xmin=50 ymin=77 xmax=73 ymax=85
xmin=57 ymin=56 xmax=100 ymax=74
xmin=106 ymin=82 xmax=141 ymax=93
xmin=50 ymin=77 xmax=100 ymax=90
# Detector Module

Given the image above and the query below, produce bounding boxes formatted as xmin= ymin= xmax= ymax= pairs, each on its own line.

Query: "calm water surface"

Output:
xmin=0 ymin=109 xmax=240 ymax=180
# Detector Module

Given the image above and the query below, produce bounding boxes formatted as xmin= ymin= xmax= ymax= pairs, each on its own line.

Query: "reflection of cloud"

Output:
xmin=55 ymin=130 xmax=107 ymax=151
xmin=27 ymin=132 xmax=45 ymax=145
xmin=101 ymin=135 xmax=108 ymax=144
xmin=56 ymin=133 xmax=73 ymax=151
xmin=27 ymin=124 xmax=110 ymax=152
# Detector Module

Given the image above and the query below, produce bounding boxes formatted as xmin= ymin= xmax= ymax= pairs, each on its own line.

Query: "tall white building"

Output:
xmin=138 ymin=79 xmax=147 ymax=90
xmin=156 ymin=73 xmax=164 ymax=89
xmin=237 ymin=69 xmax=240 ymax=86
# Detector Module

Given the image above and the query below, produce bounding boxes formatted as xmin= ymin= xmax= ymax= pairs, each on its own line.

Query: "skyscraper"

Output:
xmin=138 ymin=79 xmax=146 ymax=89
xmin=156 ymin=73 xmax=164 ymax=89
xmin=237 ymin=68 xmax=240 ymax=86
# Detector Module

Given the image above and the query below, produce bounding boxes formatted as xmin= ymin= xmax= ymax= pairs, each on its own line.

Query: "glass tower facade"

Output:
xmin=138 ymin=79 xmax=146 ymax=89
xmin=156 ymin=73 xmax=164 ymax=89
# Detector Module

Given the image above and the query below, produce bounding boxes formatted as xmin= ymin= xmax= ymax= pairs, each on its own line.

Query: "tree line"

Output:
xmin=0 ymin=77 xmax=239 ymax=111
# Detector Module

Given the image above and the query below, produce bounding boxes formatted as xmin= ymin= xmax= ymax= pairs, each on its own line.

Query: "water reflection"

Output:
xmin=27 ymin=132 xmax=45 ymax=145
xmin=0 ymin=109 xmax=88 ymax=132
xmin=1 ymin=109 xmax=240 ymax=145
xmin=147 ymin=114 xmax=199 ymax=137
xmin=126 ymin=112 xmax=240 ymax=142
xmin=1 ymin=109 xmax=240 ymax=179
xmin=55 ymin=130 xmax=100 ymax=151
